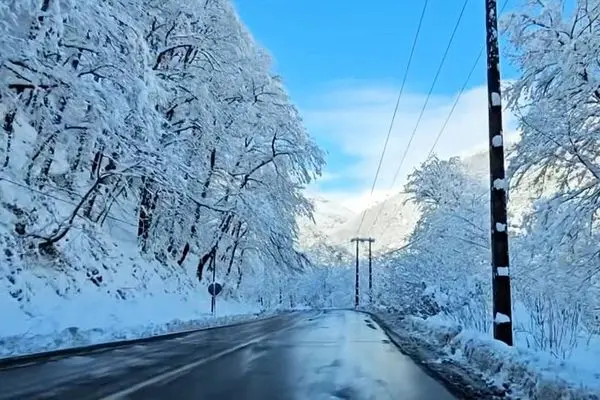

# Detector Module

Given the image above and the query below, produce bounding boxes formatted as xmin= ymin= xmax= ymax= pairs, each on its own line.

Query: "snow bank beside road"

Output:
xmin=372 ymin=311 xmax=600 ymax=400
xmin=0 ymin=311 xmax=267 ymax=360
xmin=0 ymin=175 xmax=263 ymax=359
xmin=0 ymin=276 xmax=264 ymax=359
xmin=0 ymin=216 xmax=263 ymax=359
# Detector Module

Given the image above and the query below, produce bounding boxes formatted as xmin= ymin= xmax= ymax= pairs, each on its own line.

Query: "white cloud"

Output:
xmin=307 ymin=188 xmax=399 ymax=214
xmin=302 ymin=82 xmax=519 ymax=211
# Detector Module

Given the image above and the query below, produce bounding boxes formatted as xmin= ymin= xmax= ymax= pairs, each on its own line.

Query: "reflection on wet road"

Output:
xmin=0 ymin=310 xmax=456 ymax=399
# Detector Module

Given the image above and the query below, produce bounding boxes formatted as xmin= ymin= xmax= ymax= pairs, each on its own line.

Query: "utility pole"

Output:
xmin=368 ymin=238 xmax=374 ymax=304
xmin=485 ymin=0 xmax=513 ymax=346
xmin=352 ymin=238 xmax=359 ymax=308
xmin=350 ymin=237 xmax=375 ymax=308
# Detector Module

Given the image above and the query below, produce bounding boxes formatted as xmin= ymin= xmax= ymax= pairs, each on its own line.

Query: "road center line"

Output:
xmin=99 ymin=320 xmax=301 ymax=400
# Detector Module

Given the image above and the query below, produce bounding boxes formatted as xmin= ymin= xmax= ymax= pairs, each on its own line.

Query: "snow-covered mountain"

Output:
xmin=297 ymin=191 xmax=421 ymax=259
xmin=298 ymin=150 xmax=499 ymax=259
xmin=297 ymin=196 xmax=356 ymax=265
xmin=297 ymin=196 xmax=356 ymax=248
xmin=327 ymin=193 xmax=421 ymax=254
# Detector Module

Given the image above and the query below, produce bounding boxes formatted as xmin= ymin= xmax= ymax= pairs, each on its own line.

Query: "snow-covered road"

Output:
xmin=0 ymin=310 xmax=456 ymax=400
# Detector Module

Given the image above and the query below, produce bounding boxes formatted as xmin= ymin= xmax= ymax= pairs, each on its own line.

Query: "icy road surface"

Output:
xmin=0 ymin=310 xmax=455 ymax=400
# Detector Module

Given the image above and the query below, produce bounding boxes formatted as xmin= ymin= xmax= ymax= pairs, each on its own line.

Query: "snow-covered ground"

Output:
xmin=0 ymin=230 xmax=264 ymax=359
xmin=371 ymin=310 xmax=600 ymax=399
xmin=0 ymin=310 xmax=266 ymax=359
xmin=0 ymin=159 xmax=263 ymax=358
xmin=0 ymin=116 xmax=267 ymax=359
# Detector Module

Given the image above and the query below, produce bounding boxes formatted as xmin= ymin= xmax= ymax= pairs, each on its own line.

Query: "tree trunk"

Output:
xmin=91 ymin=150 xmax=103 ymax=179
xmin=39 ymin=96 xmax=67 ymax=187
xmin=177 ymin=243 xmax=190 ymax=266
xmin=201 ymin=148 xmax=216 ymax=198
xmin=96 ymin=178 xmax=125 ymax=224
xmin=71 ymin=129 xmax=86 ymax=172
xmin=3 ymin=110 xmax=15 ymax=168
xmin=38 ymin=135 xmax=55 ymax=185
xmin=137 ymin=177 xmax=159 ymax=251
xmin=196 ymin=247 xmax=216 ymax=281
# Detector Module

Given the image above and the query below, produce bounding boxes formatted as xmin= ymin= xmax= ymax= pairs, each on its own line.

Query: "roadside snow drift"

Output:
xmin=374 ymin=312 xmax=600 ymax=400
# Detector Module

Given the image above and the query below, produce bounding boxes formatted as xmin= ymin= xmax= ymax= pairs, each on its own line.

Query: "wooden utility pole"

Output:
xmin=351 ymin=237 xmax=375 ymax=308
xmin=485 ymin=0 xmax=513 ymax=346
xmin=368 ymin=239 xmax=374 ymax=303
xmin=353 ymin=238 xmax=359 ymax=307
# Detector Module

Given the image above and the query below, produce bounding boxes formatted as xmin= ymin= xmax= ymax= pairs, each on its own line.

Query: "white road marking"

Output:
xmin=99 ymin=321 xmax=300 ymax=399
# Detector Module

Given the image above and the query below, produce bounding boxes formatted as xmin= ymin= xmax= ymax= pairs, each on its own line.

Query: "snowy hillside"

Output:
xmin=461 ymin=150 xmax=489 ymax=181
xmin=296 ymin=151 xmax=489 ymax=258
xmin=297 ymin=192 xmax=422 ymax=262
xmin=318 ymin=151 xmax=488 ymax=256
xmin=296 ymin=196 xmax=355 ymax=265
xmin=448 ymin=148 xmax=561 ymax=228
xmin=328 ymin=193 xmax=421 ymax=254
xmin=295 ymin=151 xmax=493 ymax=259
xmin=296 ymin=196 xmax=355 ymax=248
xmin=0 ymin=0 xmax=324 ymax=356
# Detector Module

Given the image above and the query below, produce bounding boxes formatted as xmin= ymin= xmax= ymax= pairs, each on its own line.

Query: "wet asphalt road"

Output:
xmin=0 ymin=310 xmax=456 ymax=400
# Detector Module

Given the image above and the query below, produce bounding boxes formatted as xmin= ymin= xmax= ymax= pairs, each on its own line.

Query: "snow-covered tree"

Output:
xmin=502 ymin=0 xmax=600 ymax=340
xmin=373 ymin=156 xmax=492 ymax=330
xmin=503 ymin=0 xmax=600 ymax=282
xmin=0 ymin=0 xmax=324 ymax=306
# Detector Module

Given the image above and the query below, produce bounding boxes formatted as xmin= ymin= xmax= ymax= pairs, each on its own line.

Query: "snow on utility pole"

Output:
xmin=351 ymin=237 xmax=375 ymax=308
xmin=485 ymin=0 xmax=513 ymax=346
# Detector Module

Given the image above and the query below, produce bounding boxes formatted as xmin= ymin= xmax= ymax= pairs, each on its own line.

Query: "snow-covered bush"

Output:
xmin=373 ymin=150 xmax=596 ymax=360
xmin=372 ymin=156 xmax=491 ymax=323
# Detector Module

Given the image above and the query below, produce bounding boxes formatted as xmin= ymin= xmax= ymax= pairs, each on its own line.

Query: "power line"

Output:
xmin=366 ymin=0 xmax=512 ymax=236
xmin=426 ymin=49 xmax=483 ymax=160
xmin=367 ymin=0 xmax=471 ymax=234
xmin=426 ymin=0 xmax=511 ymax=159
xmin=389 ymin=0 xmax=470 ymax=188
xmin=355 ymin=0 xmax=430 ymax=236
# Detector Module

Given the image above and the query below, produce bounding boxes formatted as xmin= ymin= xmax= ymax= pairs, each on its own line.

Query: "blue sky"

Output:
xmin=233 ymin=0 xmax=520 ymax=211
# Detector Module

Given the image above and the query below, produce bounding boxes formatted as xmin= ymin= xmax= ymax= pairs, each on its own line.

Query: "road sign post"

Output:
xmin=208 ymin=256 xmax=222 ymax=315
